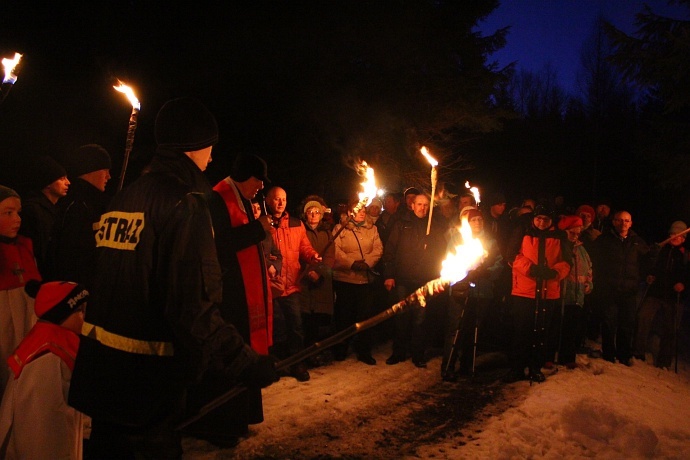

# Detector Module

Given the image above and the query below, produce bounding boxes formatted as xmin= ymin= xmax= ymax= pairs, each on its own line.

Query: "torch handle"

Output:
xmin=175 ymin=277 xmax=449 ymax=431
xmin=117 ymin=108 xmax=139 ymax=191
xmin=426 ymin=166 xmax=437 ymax=236
xmin=0 ymin=82 xmax=14 ymax=106
xmin=657 ymin=226 xmax=690 ymax=247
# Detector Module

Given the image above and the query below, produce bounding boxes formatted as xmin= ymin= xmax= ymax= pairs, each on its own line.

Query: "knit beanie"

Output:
xmin=558 ymin=215 xmax=583 ymax=231
xmin=368 ymin=197 xmax=383 ymax=209
xmin=459 ymin=205 xmax=477 ymax=218
xmin=155 ymin=97 xmax=218 ymax=151
xmin=33 ymin=156 xmax=67 ymax=190
xmin=669 ymin=220 xmax=687 ymax=236
xmin=486 ymin=192 xmax=506 ymax=207
xmin=303 ymin=200 xmax=323 ymax=215
xmin=0 ymin=185 xmax=20 ymax=203
xmin=403 ymin=187 xmax=421 ymax=198
xmin=64 ymin=144 xmax=111 ymax=178
xmin=576 ymin=205 xmax=595 ymax=219
xmin=467 ymin=209 xmax=483 ymax=221
xmin=231 ymin=153 xmax=270 ymax=183
xmin=25 ymin=280 xmax=89 ymax=325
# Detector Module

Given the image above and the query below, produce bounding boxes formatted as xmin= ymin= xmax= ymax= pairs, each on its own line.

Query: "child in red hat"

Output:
xmin=0 ymin=280 xmax=88 ymax=459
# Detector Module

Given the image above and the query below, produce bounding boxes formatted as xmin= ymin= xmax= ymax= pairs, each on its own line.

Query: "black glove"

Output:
xmin=351 ymin=260 xmax=369 ymax=271
xmin=466 ymin=267 xmax=487 ymax=282
xmin=241 ymin=355 xmax=279 ymax=389
xmin=528 ymin=264 xmax=542 ymax=279
xmin=543 ymin=268 xmax=559 ymax=280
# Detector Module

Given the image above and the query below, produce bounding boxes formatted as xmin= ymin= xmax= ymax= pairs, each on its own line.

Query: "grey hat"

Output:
xmin=669 ymin=220 xmax=687 ymax=236
xmin=0 ymin=185 xmax=20 ymax=203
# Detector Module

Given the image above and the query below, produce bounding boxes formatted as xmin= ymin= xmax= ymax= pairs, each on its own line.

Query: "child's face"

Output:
xmin=0 ymin=197 xmax=22 ymax=238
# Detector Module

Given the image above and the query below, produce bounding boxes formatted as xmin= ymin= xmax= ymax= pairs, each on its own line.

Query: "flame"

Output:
xmin=356 ymin=161 xmax=379 ymax=208
xmin=420 ymin=146 xmax=438 ymax=167
xmin=113 ymin=80 xmax=141 ymax=110
xmin=464 ymin=181 xmax=481 ymax=205
xmin=2 ymin=52 xmax=22 ymax=84
xmin=440 ymin=217 xmax=486 ymax=284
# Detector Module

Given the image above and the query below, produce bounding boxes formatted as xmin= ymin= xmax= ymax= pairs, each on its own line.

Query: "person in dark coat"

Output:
xmin=442 ymin=208 xmax=503 ymax=381
xmin=49 ymin=144 xmax=112 ymax=288
xmin=592 ymin=210 xmax=651 ymax=366
xmin=634 ymin=220 xmax=687 ymax=368
xmin=19 ymin=156 xmax=70 ymax=275
xmin=68 ymin=97 xmax=278 ymax=458
xmin=383 ymin=193 xmax=447 ymax=368
xmin=184 ymin=153 xmax=275 ymax=447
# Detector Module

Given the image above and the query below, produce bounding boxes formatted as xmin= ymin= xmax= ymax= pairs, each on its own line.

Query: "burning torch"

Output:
xmin=421 ymin=146 xmax=438 ymax=236
xmin=1 ymin=52 xmax=22 ymax=106
xmin=113 ymin=80 xmax=140 ymax=191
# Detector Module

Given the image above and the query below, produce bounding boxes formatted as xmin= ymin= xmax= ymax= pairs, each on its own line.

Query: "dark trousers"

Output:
xmin=600 ymin=289 xmax=637 ymax=363
xmin=547 ymin=303 xmax=584 ymax=365
xmin=391 ymin=283 xmax=428 ymax=360
xmin=509 ymin=295 xmax=555 ymax=374
xmin=273 ymin=292 xmax=305 ymax=358
xmin=332 ymin=281 xmax=376 ymax=357
xmin=634 ymin=295 xmax=680 ymax=367
xmin=87 ymin=413 xmax=183 ymax=459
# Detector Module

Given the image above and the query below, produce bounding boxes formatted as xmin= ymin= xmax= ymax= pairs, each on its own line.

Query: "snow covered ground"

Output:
xmin=182 ymin=341 xmax=690 ymax=459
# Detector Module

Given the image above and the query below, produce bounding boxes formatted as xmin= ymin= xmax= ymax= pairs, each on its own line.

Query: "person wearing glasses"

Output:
xmin=298 ymin=196 xmax=335 ymax=365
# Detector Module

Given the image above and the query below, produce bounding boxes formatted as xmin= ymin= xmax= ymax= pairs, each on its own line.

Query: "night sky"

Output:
xmin=0 ymin=1 xmax=686 ymax=238
xmin=477 ymin=0 xmax=688 ymax=95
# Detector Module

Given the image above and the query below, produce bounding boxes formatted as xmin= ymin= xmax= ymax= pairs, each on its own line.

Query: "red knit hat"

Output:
xmin=576 ymin=205 xmax=595 ymax=219
xmin=558 ymin=215 xmax=583 ymax=231
xmin=26 ymin=280 xmax=89 ymax=325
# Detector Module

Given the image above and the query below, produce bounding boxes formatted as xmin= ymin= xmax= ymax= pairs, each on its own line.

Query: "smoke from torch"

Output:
xmin=0 ymin=52 xmax=22 ymax=106
xmin=465 ymin=181 xmax=481 ymax=207
xmin=113 ymin=81 xmax=141 ymax=191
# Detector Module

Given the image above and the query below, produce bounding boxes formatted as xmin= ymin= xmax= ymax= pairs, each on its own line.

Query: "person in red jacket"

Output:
xmin=504 ymin=203 xmax=571 ymax=383
xmin=266 ymin=186 xmax=321 ymax=382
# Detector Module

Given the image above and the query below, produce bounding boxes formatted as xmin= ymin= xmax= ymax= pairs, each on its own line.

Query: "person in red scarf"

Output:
xmin=184 ymin=153 xmax=275 ymax=447
xmin=0 ymin=280 xmax=88 ymax=459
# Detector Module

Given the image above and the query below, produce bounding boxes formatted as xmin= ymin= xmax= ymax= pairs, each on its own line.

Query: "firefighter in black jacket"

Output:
xmin=68 ymin=97 xmax=278 ymax=458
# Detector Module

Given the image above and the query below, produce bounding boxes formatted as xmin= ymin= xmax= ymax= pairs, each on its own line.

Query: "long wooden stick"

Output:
xmin=176 ymin=277 xmax=448 ymax=431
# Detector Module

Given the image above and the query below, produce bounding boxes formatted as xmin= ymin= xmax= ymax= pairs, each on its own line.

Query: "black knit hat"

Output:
xmin=485 ymin=192 xmax=506 ymax=207
xmin=64 ymin=144 xmax=111 ymax=178
xmin=155 ymin=97 xmax=218 ymax=151
xmin=33 ymin=156 xmax=67 ymax=190
xmin=231 ymin=153 xmax=270 ymax=183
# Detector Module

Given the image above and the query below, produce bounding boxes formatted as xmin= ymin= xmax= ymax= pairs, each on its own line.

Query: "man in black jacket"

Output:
xmin=592 ymin=210 xmax=651 ymax=366
xmin=383 ymin=193 xmax=447 ymax=367
xmin=49 ymin=144 xmax=112 ymax=287
xmin=68 ymin=97 xmax=278 ymax=458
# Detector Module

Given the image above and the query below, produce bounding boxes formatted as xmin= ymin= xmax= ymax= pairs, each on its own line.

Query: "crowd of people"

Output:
xmin=0 ymin=96 xmax=687 ymax=458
